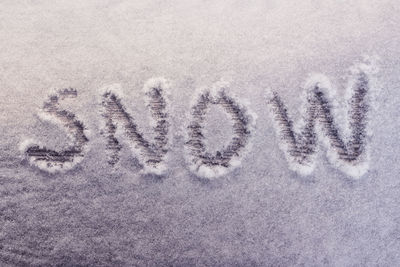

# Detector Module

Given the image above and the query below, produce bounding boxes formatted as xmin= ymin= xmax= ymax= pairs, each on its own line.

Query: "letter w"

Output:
xmin=266 ymin=59 xmax=378 ymax=178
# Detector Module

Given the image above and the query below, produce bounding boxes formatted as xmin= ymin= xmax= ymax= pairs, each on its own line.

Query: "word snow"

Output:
xmin=21 ymin=59 xmax=379 ymax=179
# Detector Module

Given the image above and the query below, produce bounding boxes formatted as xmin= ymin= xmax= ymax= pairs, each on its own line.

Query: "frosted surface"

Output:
xmin=1 ymin=0 xmax=400 ymax=265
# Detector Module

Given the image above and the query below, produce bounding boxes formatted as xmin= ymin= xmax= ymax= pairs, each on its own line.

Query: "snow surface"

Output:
xmin=266 ymin=57 xmax=379 ymax=178
xmin=1 ymin=0 xmax=400 ymax=266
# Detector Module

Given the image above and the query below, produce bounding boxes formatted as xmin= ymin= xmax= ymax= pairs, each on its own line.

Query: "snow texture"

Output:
xmin=1 ymin=0 xmax=400 ymax=266
xmin=20 ymin=88 xmax=89 ymax=173
xmin=266 ymin=58 xmax=379 ymax=178
xmin=100 ymin=78 xmax=170 ymax=175
xmin=185 ymin=80 xmax=256 ymax=179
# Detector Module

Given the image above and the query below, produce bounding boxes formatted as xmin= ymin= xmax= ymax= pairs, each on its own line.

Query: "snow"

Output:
xmin=266 ymin=58 xmax=379 ymax=178
xmin=185 ymin=80 xmax=256 ymax=179
xmin=0 ymin=0 xmax=400 ymax=265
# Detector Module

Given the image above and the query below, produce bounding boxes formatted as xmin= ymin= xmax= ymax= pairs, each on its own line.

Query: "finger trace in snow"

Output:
xmin=21 ymin=88 xmax=89 ymax=173
xmin=100 ymin=78 xmax=170 ymax=175
xmin=266 ymin=58 xmax=379 ymax=178
xmin=186 ymin=81 xmax=256 ymax=179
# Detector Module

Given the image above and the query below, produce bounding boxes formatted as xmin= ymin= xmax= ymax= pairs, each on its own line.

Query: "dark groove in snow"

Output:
xmin=267 ymin=67 xmax=373 ymax=177
xmin=186 ymin=86 xmax=253 ymax=178
xmin=101 ymin=81 xmax=169 ymax=172
xmin=23 ymin=88 xmax=89 ymax=172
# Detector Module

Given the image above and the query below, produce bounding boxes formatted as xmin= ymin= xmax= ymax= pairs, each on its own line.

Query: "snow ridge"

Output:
xmin=100 ymin=78 xmax=170 ymax=175
xmin=185 ymin=81 xmax=256 ymax=179
xmin=21 ymin=88 xmax=89 ymax=173
xmin=266 ymin=58 xmax=379 ymax=178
